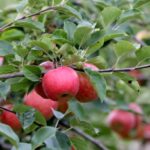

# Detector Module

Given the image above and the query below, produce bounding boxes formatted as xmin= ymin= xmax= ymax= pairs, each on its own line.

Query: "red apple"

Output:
xmin=35 ymin=83 xmax=47 ymax=98
xmin=39 ymin=61 xmax=54 ymax=72
xmin=142 ymin=124 xmax=150 ymax=140
xmin=42 ymin=66 xmax=79 ymax=102
xmin=24 ymin=90 xmax=58 ymax=120
xmin=107 ymin=109 xmax=135 ymax=138
xmin=76 ymin=63 xmax=98 ymax=102
xmin=129 ymin=103 xmax=143 ymax=128
xmin=0 ymin=56 xmax=4 ymax=66
xmin=0 ymin=104 xmax=22 ymax=131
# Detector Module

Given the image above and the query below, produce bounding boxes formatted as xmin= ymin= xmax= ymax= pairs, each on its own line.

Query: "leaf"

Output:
xmin=12 ymin=143 xmax=32 ymax=150
xmin=0 ymin=81 xmax=10 ymax=99
xmin=22 ymin=65 xmax=41 ymax=82
xmin=101 ymin=7 xmax=121 ymax=26
xmin=15 ymin=19 xmax=45 ymax=32
xmin=31 ymin=127 xmax=56 ymax=149
xmin=35 ymin=111 xmax=47 ymax=126
xmin=57 ymin=5 xmax=82 ymax=20
xmin=134 ymin=0 xmax=150 ymax=8
xmin=0 ymin=40 xmax=14 ymax=56
xmin=64 ymin=21 xmax=77 ymax=41
xmin=84 ymin=68 xmax=106 ymax=101
xmin=0 ymin=123 xmax=19 ymax=147
xmin=0 ymin=65 xmax=18 ymax=74
xmin=136 ymin=46 xmax=150 ymax=61
xmin=117 ymin=9 xmax=141 ymax=24
xmin=55 ymin=131 xmax=71 ymax=150
xmin=115 ymin=40 xmax=136 ymax=56
xmin=0 ymin=29 xmax=24 ymax=40
xmin=52 ymin=109 xmax=65 ymax=120
xmin=74 ymin=22 xmax=93 ymax=47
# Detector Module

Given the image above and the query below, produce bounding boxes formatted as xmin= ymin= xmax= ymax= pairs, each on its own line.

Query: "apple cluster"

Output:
xmin=107 ymin=103 xmax=150 ymax=140
xmin=0 ymin=61 xmax=99 ymax=132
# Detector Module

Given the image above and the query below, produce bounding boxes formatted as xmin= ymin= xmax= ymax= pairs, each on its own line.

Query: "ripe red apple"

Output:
xmin=39 ymin=61 xmax=54 ymax=72
xmin=42 ymin=66 xmax=79 ymax=102
xmin=76 ymin=63 xmax=98 ymax=102
xmin=24 ymin=90 xmax=58 ymax=120
xmin=0 ymin=56 xmax=4 ymax=66
xmin=0 ymin=104 xmax=22 ymax=131
xmin=107 ymin=109 xmax=135 ymax=138
xmin=129 ymin=103 xmax=143 ymax=128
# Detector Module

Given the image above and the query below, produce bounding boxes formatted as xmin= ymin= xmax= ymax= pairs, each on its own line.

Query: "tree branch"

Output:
xmin=0 ymin=6 xmax=57 ymax=32
xmin=60 ymin=121 xmax=108 ymax=150
xmin=0 ymin=63 xmax=150 ymax=79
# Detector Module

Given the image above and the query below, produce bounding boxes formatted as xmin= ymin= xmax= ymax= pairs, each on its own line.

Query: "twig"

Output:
xmin=0 ymin=6 xmax=57 ymax=32
xmin=0 ymin=106 xmax=16 ymax=113
xmin=0 ymin=63 xmax=150 ymax=79
xmin=133 ymin=36 xmax=146 ymax=46
xmin=60 ymin=121 xmax=109 ymax=150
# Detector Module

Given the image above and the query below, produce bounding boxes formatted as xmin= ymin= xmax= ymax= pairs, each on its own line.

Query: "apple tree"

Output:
xmin=0 ymin=0 xmax=150 ymax=150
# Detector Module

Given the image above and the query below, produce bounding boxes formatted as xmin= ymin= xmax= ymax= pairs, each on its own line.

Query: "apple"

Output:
xmin=0 ymin=104 xmax=22 ymax=131
xmin=39 ymin=61 xmax=54 ymax=72
xmin=76 ymin=63 xmax=98 ymax=102
xmin=42 ymin=66 xmax=79 ymax=102
xmin=129 ymin=103 xmax=143 ymax=128
xmin=24 ymin=90 xmax=58 ymax=120
xmin=140 ymin=124 xmax=150 ymax=140
xmin=0 ymin=56 xmax=4 ymax=66
xmin=107 ymin=109 xmax=135 ymax=138
xmin=35 ymin=83 xmax=47 ymax=98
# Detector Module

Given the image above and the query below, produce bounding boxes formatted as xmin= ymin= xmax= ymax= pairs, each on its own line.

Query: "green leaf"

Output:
xmin=55 ymin=131 xmax=71 ymax=150
xmin=13 ymin=45 xmax=28 ymax=58
xmin=31 ymin=127 xmax=56 ymax=149
xmin=15 ymin=19 xmax=45 ymax=32
xmin=35 ymin=111 xmax=47 ymax=126
xmin=64 ymin=21 xmax=77 ymax=41
xmin=52 ymin=109 xmax=65 ymax=120
xmin=12 ymin=143 xmax=32 ymax=150
xmin=22 ymin=65 xmax=41 ymax=82
xmin=74 ymin=22 xmax=93 ymax=47
xmin=134 ymin=0 xmax=150 ymax=8
xmin=57 ymin=5 xmax=82 ymax=20
xmin=0 ymin=81 xmax=10 ymax=99
xmin=101 ymin=7 xmax=121 ymax=26
xmin=117 ymin=9 xmax=141 ymax=24
xmin=0 ymin=40 xmax=14 ymax=56
xmin=30 ymin=40 xmax=50 ymax=51
xmin=0 ymin=123 xmax=19 ymax=148
xmin=115 ymin=40 xmax=136 ymax=56
xmin=85 ymin=68 xmax=106 ymax=101
xmin=0 ymin=29 xmax=24 ymax=40
xmin=0 ymin=65 xmax=18 ymax=74
xmin=136 ymin=46 xmax=150 ymax=61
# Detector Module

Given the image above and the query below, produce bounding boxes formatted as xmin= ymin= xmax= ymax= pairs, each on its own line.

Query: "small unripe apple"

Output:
xmin=129 ymin=103 xmax=143 ymax=128
xmin=42 ymin=66 xmax=79 ymax=102
xmin=0 ymin=56 xmax=4 ymax=66
xmin=107 ymin=109 xmax=135 ymax=138
xmin=76 ymin=63 xmax=98 ymax=102
xmin=0 ymin=104 xmax=22 ymax=131
xmin=39 ymin=61 xmax=54 ymax=72
xmin=24 ymin=90 xmax=58 ymax=120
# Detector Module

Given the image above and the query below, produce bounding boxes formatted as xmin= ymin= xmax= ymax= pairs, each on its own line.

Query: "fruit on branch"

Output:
xmin=0 ymin=56 xmax=4 ymax=66
xmin=128 ymin=70 xmax=145 ymax=85
xmin=24 ymin=90 xmax=58 ymax=120
xmin=42 ymin=66 xmax=79 ymax=102
xmin=39 ymin=61 xmax=55 ymax=72
xmin=0 ymin=104 xmax=22 ymax=131
xmin=107 ymin=109 xmax=135 ymax=138
xmin=76 ymin=63 xmax=98 ymax=102
xmin=128 ymin=103 xmax=143 ymax=128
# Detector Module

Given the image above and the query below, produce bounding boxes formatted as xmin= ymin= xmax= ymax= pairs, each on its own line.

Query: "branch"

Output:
xmin=0 ymin=6 xmax=57 ymax=32
xmin=0 ymin=63 xmax=150 ymax=79
xmin=60 ymin=121 xmax=108 ymax=150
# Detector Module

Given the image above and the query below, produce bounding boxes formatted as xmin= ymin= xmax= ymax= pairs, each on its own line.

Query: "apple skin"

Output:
xmin=39 ymin=61 xmax=54 ymax=72
xmin=129 ymin=103 xmax=143 ymax=128
xmin=107 ymin=109 xmax=135 ymax=138
xmin=42 ymin=66 xmax=79 ymax=102
xmin=24 ymin=90 xmax=58 ymax=120
xmin=0 ymin=104 xmax=22 ymax=131
xmin=76 ymin=63 xmax=98 ymax=102
xmin=35 ymin=83 xmax=47 ymax=98
xmin=0 ymin=56 xmax=4 ymax=66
